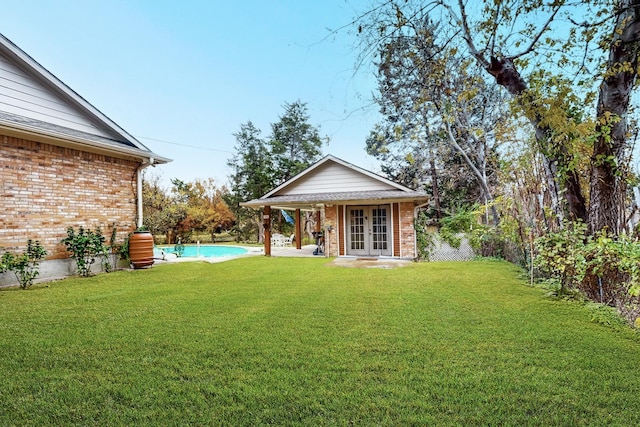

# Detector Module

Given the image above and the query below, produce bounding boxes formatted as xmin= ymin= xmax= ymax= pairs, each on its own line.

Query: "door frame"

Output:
xmin=345 ymin=204 xmax=392 ymax=256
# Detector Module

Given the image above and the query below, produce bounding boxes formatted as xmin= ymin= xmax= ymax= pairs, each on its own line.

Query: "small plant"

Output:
xmin=534 ymin=220 xmax=587 ymax=294
xmin=61 ymin=226 xmax=107 ymax=277
xmin=414 ymin=211 xmax=435 ymax=261
xmin=1 ymin=240 xmax=47 ymax=289
xmin=102 ymin=225 xmax=121 ymax=273
xmin=119 ymin=235 xmax=130 ymax=263
xmin=0 ymin=251 xmax=11 ymax=274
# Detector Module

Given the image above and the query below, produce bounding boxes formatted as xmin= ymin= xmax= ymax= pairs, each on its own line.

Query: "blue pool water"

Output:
xmin=158 ymin=245 xmax=247 ymax=258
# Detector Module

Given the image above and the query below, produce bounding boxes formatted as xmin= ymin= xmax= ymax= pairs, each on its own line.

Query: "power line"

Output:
xmin=136 ymin=135 xmax=234 ymax=154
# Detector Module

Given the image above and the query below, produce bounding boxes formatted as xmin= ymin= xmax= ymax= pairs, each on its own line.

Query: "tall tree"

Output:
xmin=356 ymin=0 xmax=640 ymax=235
xmin=142 ymin=173 xmax=187 ymax=241
xmin=226 ymin=121 xmax=273 ymax=242
xmin=186 ymin=179 xmax=235 ymax=242
xmin=269 ymin=100 xmax=325 ymax=184
xmin=589 ymin=0 xmax=640 ymax=234
xmin=366 ymin=16 xmax=506 ymax=223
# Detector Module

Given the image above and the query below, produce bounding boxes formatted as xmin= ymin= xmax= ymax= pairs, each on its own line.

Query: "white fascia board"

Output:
xmin=259 ymin=154 xmax=414 ymax=200
xmin=0 ymin=33 xmax=150 ymax=151
xmin=0 ymin=121 xmax=171 ymax=163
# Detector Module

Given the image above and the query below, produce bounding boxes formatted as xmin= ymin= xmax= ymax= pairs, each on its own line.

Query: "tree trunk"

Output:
xmin=430 ymin=157 xmax=441 ymax=220
xmin=444 ymin=120 xmax=500 ymax=224
xmin=588 ymin=0 xmax=640 ymax=236
xmin=486 ymin=56 xmax=587 ymax=224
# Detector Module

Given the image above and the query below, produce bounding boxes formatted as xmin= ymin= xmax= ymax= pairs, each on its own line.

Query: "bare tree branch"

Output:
xmin=510 ymin=4 xmax=563 ymax=60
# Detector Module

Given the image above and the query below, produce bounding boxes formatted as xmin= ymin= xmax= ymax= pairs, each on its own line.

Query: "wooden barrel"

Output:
xmin=129 ymin=231 xmax=154 ymax=269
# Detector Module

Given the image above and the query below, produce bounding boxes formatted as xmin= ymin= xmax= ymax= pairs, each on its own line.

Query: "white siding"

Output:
xmin=276 ymin=162 xmax=396 ymax=195
xmin=0 ymin=53 xmax=114 ymax=138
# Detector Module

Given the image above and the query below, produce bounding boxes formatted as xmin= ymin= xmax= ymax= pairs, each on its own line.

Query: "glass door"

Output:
xmin=371 ymin=206 xmax=391 ymax=256
xmin=347 ymin=207 xmax=368 ymax=256
xmin=346 ymin=205 xmax=391 ymax=256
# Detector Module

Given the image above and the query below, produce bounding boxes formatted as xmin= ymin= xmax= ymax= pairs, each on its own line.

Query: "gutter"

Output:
xmin=0 ymin=121 xmax=171 ymax=164
xmin=136 ymin=157 xmax=155 ymax=228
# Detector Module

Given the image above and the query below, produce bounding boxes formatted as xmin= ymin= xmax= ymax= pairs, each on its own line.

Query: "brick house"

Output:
xmin=242 ymin=155 xmax=429 ymax=259
xmin=0 ymin=34 xmax=169 ymax=283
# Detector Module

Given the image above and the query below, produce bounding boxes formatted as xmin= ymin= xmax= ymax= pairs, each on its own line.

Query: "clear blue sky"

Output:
xmin=1 ymin=0 xmax=382 ymax=188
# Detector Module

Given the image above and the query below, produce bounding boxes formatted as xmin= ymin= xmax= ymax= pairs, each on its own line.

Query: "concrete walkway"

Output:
xmin=271 ymin=244 xmax=415 ymax=268
xmin=270 ymin=244 xmax=320 ymax=257
xmin=157 ymin=244 xmax=414 ymax=268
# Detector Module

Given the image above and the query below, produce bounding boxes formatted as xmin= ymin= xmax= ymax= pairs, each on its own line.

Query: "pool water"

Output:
xmin=157 ymin=245 xmax=248 ymax=258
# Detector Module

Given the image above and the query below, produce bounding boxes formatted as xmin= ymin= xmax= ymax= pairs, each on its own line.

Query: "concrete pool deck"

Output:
xmin=155 ymin=244 xmax=413 ymax=268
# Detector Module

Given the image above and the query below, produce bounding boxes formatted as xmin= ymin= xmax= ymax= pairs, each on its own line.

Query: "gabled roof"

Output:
xmin=0 ymin=33 xmax=170 ymax=163
xmin=242 ymin=155 xmax=429 ymax=210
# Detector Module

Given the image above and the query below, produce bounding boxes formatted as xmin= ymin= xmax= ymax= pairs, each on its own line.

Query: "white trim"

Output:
xmin=137 ymin=158 xmax=155 ymax=228
xmin=0 ymin=33 xmax=152 ymax=152
xmin=260 ymin=155 xmax=415 ymax=200
xmin=341 ymin=205 xmax=345 ymax=257
xmin=392 ymin=202 xmax=398 ymax=258
xmin=0 ymin=120 xmax=170 ymax=163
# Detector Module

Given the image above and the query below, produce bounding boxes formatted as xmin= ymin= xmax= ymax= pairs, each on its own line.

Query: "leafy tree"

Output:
xmin=185 ymin=179 xmax=235 ymax=242
xmin=227 ymin=105 xmax=326 ymax=242
xmin=366 ymin=17 xmax=505 ymax=224
xmin=142 ymin=173 xmax=186 ymax=242
xmin=226 ymin=121 xmax=273 ymax=242
xmin=269 ymin=100 xmax=325 ymax=184
xmin=356 ymin=0 xmax=640 ymax=236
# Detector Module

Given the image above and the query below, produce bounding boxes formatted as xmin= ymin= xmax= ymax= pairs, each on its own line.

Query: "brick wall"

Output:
xmin=323 ymin=205 xmax=338 ymax=257
xmin=323 ymin=202 xmax=417 ymax=259
xmin=1 ymin=134 xmax=140 ymax=259
xmin=398 ymin=202 xmax=416 ymax=258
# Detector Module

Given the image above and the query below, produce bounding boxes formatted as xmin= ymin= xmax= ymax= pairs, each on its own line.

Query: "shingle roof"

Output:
xmin=0 ymin=33 xmax=170 ymax=164
xmin=0 ymin=110 xmax=170 ymax=163
xmin=242 ymin=189 xmax=429 ymax=209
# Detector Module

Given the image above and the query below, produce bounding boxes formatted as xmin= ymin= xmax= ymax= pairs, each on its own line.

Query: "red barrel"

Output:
xmin=129 ymin=231 xmax=154 ymax=269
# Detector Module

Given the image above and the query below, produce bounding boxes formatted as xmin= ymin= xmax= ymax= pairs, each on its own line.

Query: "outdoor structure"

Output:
xmin=242 ymin=155 xmax=429 ymax=259
xmin=0 ymin=33 xmax=169 ymax=284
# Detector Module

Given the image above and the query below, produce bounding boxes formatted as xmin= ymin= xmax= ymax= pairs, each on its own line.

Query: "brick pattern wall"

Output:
xmin=1 ymin=134 xmax=140 ymax=259
xmin=323 ymin=202 xmax=417 ymax=259
xmin=398 ymin=202 xmax=416 ymax=258
xmin=392 ymin=203 xmax=400 ymax=256
xmin=323 ymin=205 xmax=338 ymax=257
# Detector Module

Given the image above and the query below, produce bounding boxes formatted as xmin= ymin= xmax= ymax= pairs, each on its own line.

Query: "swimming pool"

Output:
xmin=157 ymin=245 xmax=248 ymax=258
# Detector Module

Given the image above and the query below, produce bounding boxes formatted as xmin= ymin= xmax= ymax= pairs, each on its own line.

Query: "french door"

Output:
xmin=347 ymin=205 xmax=391 ymax=256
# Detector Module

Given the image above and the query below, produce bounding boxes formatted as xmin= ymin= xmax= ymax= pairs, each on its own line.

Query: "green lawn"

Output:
xmin=1 ymin=258 xmax=639 ymax=425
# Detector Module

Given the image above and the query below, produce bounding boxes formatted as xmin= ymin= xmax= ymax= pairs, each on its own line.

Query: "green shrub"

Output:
xmin=0 ymin=251 xmax=11 ymax=274
xmin=535 ymin=223 xmax=640 ymax=326
xmin=61 ymin=226 xmax=107 ymax=277
xmin=414 ymin=211 xmax=435 ymax=261
xmin=534 ymin=220 xmax=587 ymax=293
xmin=580 ymin=231 xmax=640 ymax=309
xmin=1 ymin=240 xmax=47 ymax=289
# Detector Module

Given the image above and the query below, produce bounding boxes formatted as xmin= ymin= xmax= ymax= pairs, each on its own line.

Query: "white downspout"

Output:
xmin=136 ymin=157 xmax=154 ymax=228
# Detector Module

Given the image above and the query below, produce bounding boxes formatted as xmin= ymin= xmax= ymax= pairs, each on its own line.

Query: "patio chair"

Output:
xmin=283 ymin=234 xmax=294 ymax=247
xmin=271 ymin=233 xmax=285 ymax=247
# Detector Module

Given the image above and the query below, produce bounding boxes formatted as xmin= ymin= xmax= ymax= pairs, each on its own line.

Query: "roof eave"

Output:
xmin=241 ymin=195 xmax=429 ymax=209
xmin=0 ymin=121 xmax=171 ymax=164
xmin=0 ymin=33 xmax=154 ymax=152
